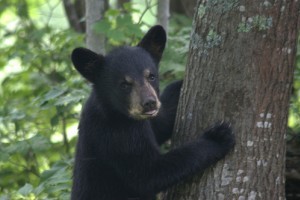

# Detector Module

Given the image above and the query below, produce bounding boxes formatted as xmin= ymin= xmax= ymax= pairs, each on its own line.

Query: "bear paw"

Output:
xmin=203 ymin=122 xmax=235 ymax=149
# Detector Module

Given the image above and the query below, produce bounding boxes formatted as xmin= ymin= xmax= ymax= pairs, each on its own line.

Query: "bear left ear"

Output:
xmin=137 ymin=25 xmax=166 ymax=64
xmin=71 ymin=47 xmax=104 ymax=83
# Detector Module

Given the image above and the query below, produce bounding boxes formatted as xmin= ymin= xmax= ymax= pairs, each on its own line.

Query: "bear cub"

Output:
xmin=71 ymin=25 xmax=235 ymax=200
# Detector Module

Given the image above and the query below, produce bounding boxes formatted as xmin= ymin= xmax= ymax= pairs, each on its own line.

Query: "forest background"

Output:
xmin=0 ymin=0 xmax=299 ymax=199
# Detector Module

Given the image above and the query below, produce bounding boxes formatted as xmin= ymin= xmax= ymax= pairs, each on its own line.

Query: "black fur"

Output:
xmin=71 ymin=25 xmax=235 ymax=200
xmin=151 ymin=80 xmax=183 ymax=145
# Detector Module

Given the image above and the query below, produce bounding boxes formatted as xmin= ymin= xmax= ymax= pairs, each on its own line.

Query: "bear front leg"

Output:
xmin=112 ymin=122 xmax=235 ymax=196
xmin=151 ymin=80 xmax=183 ymax=145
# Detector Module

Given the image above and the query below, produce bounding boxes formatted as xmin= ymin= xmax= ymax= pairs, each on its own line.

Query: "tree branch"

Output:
xmin=62 ymin=0 xmax=85 ymax=33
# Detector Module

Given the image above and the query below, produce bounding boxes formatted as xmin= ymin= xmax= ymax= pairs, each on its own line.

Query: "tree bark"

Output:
xmin=164 ymin=0 xmax=300 ymax=199
xmin=85 ymin=0 xmax=108 ymax=54
xmin=157 ymin=0 xmax=170 ymax=33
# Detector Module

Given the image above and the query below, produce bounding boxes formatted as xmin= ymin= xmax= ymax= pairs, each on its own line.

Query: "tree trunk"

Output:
xmin=157 ymin=0 xmax=170 ymax=33
xmin=85 ymin=0 xmax=108 ymax=54
xmin=164 ymin=0 xmax=300 ymax=199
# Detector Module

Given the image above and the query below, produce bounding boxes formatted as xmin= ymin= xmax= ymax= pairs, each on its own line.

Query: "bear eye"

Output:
xmin=120 ymin=81 xmax=132 ymax=90
xmin=148 ymin=74 xmax=156 ymax=81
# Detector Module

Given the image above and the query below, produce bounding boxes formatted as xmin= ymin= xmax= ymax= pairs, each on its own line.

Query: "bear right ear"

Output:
xmin=71 ymin=47 xmax=104 ymax=83
xmin=137 ymin=25 xmax=166 ymax=64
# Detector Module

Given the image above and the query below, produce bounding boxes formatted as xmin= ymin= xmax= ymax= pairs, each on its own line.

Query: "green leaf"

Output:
xmin=6 ymin=140 xmax=30 ymax=155
xmin=116 ymin=15 xmax=133 ymax=27
xmin=29 ymin=135 xmax=51 ymax=152
xmin=18 ymin=183 xmax=33 ymax=196
xmin=54 ymin=95 xmax=80 ymax=105
xmin=93 ymin=20 xmax=111 ymax=34
xmin=40 ymin=161 xmax=69 ymax=181
xmin=105 ymin=9 xmax=120 ymax=17
xmin=33 ymin=182 xmax=46 ymax=196
xmin=54 ymin=89 xmax=86 ymax=106
xmin=6 ymin=135 xmax=50 ymax=155
xmin=50 ymin=115 xmax=59 ymax=126
xmin=46 ymin=183 xmax=70 ymax=194
xmin=59 ymin=192 xmax=71 ymax=200
xmin=0 ymin=148 xmax=10 ymax=162
xmin=8 ymin=109 xmax=26 ymax=121
xmin=43 ymin=87 xmax=68 ymax=102
xmin=109 ymin=30 xmax=126 ymax=42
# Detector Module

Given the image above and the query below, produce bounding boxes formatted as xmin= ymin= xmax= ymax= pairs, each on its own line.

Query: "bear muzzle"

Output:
xmin=128 ymin=80 xmax=161 ymax=120
xmin=129 ymin=97 xmax=161 ymax=120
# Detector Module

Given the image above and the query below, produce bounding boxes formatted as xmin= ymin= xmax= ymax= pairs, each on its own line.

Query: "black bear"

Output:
xmin=71 ymin=25 xmax=235 ymax=200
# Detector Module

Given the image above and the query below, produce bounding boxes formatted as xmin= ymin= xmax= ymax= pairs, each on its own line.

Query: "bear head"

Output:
xmin=71 ymin=25 xmax=166 ymax=120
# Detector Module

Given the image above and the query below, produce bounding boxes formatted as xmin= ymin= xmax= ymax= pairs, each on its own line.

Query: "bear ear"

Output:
xmin=71 ymin=47 xmax=104 ymax=83
xmin=137 ymin=25 xmax=166 ymax=64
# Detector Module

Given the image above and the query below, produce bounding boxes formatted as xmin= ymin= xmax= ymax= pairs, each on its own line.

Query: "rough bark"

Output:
xmin=157 ymin=0 xmax=170 ymax=33
xmin=164 ymin=0 xmax=300 ymax=199
xmin=85 ymin=0 xmax=108 ymax=54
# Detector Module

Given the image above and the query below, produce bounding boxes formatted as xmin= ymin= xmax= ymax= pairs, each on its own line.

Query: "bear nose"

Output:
xmin=142 ymin=98 xmax=157 ymax=111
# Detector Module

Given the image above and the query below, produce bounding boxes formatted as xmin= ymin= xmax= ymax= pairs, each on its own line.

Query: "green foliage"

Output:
xmin=288 ymin=38 xmax=300 ymax=134
xmin=5 ymin=159 xmax=72 ymax=199
xmin=0 ymin=0 xmax=85 ymax=198
xmin=94 ymin=2 xmax=144 ymax=46
xmin=159 ymin=14 xmax=191 ymax=88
